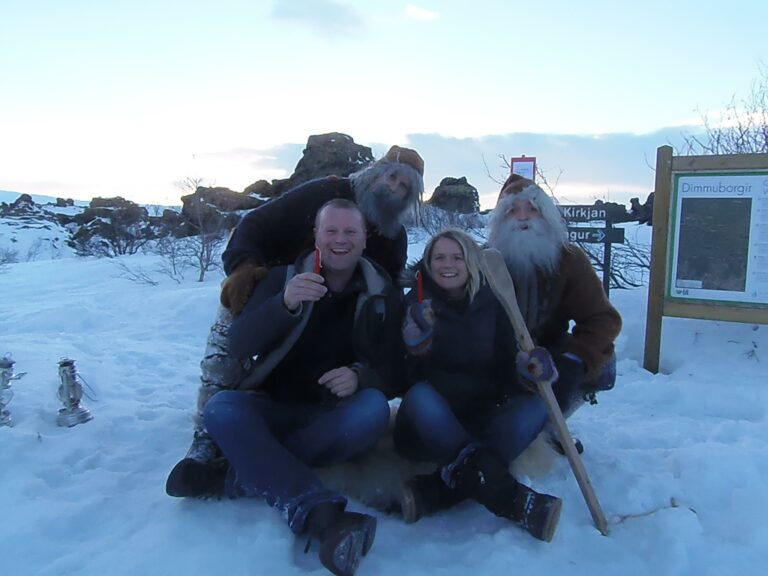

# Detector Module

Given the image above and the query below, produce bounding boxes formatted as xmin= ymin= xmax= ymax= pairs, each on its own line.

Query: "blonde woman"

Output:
xmin=397 ymin=229 xmax=561 ymax=542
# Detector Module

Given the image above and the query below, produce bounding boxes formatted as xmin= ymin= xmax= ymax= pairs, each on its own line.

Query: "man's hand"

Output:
xmin=220 ymin=261 xmax=269 ymax=315
xmin=318 ymin=367 xmax=358 ymax=398
xmin=283 ymin=272 xmax=327 ymax=311
xmin=515 ymin=346 xmax=558 ymax=393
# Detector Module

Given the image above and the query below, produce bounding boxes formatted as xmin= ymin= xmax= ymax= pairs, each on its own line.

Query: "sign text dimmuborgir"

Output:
xmin=681 ymin=181 xmax=753 ymax=195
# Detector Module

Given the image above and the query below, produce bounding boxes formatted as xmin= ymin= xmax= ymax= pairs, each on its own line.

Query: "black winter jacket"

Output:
xmin=229 ymin=252 xmax=405 ymax=402
xmin=403 ymin=263 xmax=522 ymax=417
xmin=222 ymin=176 xmax=408 ymax=281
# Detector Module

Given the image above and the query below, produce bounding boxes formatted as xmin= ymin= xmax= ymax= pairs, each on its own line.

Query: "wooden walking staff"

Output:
xmin=481 ymin=248 xmax=610 ymax=536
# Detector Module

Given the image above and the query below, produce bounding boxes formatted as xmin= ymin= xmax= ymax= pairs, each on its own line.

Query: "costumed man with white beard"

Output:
xmin=487 ymin=174 xmax=621 ymax=450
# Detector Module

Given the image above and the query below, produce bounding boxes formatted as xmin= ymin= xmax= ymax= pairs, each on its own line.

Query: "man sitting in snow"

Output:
xmin=203 ymin=199 xmax=403 ymax=576
xmin=487 ymin=174 xmax=621 ymax=449
xmin=166 ymin=145 xmax=423 ymax=497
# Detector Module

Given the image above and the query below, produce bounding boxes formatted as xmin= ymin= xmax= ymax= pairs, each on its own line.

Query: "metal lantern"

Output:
xmin=56 ymin=358 xmax=93 ymax=427
xmin=1 ymin=356 xmax=26 ymax=427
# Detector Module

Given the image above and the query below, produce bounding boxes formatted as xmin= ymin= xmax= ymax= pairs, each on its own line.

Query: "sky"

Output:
xmin=1 ymin=0 xmax=767 ymax=208
xmin=1 ymin=216 xmax=767 ymax=575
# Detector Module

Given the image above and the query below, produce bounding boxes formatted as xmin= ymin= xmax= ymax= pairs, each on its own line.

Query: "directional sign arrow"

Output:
xmin=567 ymin=226 xmax=625 ymax=244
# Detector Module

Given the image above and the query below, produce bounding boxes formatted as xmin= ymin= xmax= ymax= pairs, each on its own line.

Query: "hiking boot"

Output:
xmin=165 ymin=430 xmax=227 ymax=497
xmin=306 ymin=503 xmax=377 ymax=576
xmin=506 ymin=482 xmax=563 ymax=543
xmin=399 ymin=469 xmax=466 ymax=523
xmin=449 ymin=446 xmax=562 ymax=542
xmin=547 ymin=432 xmax=584 ymax=456
xmin=186 ymin=429 xmax=220 ymax=462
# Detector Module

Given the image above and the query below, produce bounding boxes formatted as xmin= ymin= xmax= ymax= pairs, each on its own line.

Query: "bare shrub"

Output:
xmin=1 ymin=246 xmax=19 ymax=265
xmin=680 ymin=65 xmax=768 ymax=155
xmin=114 ymin=262 xmax=160 ymax=286
xmin=153 ymin=235 xmax=190 ymax=284
xmin=579 ymin=235 xmax=652 ymax=290
xmin=405 ymin=203 xmax=488 ymax=238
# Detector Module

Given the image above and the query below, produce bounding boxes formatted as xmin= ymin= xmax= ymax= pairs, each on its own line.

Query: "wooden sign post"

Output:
xmin=560 ymin=204 xmax=626 ymax=296
xmin=643 ymin=146 xmax=768 ymax=373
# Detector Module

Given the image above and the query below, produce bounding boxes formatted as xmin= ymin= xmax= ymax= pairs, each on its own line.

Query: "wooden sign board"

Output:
xmin=560 ymin=204 xmax=628 ymax=222
xmin=560 ymin=203 xmax=626 ymax=295
xmin=510 ymin=156 xmax=537 ymax=181
xmin=567 ymin=226 xmax=625 ymax=244
xmin=643 ymin=146 xmax=768 ymax=373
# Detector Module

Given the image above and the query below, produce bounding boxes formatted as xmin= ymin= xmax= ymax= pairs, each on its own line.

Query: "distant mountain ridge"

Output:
xmin=0 ymin=190 xmax=82 ymax=206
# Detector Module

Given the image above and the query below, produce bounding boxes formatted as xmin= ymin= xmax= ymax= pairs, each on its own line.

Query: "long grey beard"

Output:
xmin=489 ymin=216 xmax=563 ymax=272
xmin=488 ymin=218 xmax=564 ymax=330
xmin=355 ymin=182 xmax=406 ymax=239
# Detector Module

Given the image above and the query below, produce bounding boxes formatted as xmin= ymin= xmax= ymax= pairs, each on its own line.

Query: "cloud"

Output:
xmin=198 ymin=128 xmax=700 ymax=209
xmin=270 ymin=0 xmax=364 ymax=36
xmin=404 ymin=4 xmax=439 ymax=21
xmin=1 ymin=127 xmax=702 ymax=209
xmin=405 ymin=127 xmax=695 ymax=208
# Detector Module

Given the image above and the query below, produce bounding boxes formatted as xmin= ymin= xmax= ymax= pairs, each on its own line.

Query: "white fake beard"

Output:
xmin=488 ymin=214 xmax=563 ymax=279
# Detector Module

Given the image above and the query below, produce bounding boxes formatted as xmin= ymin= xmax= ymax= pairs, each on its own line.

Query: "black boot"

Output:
xmin=449 ymin=447 xmax=562 ymax=542
xmin=546 ymin=432 xmax=585 ymax=456
xmin=399 ymin=469 xmax=466 ymax=523
xmin=165 ymin=430 xmax=227 ymax=498
xmin=306 ymin=503 xmax=377 ymax=576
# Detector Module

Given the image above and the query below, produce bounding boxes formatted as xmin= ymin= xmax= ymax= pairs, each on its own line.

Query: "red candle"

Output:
xmin=416 ymin=270 xmax=424 ymax=303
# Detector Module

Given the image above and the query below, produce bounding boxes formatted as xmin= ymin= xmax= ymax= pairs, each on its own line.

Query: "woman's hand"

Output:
xmin=402 ymin=299 xmax=435 ymax=356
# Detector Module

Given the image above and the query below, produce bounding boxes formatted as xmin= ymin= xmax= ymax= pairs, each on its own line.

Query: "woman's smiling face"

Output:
xmin=428 ymin=237 xmax=469 ymax=299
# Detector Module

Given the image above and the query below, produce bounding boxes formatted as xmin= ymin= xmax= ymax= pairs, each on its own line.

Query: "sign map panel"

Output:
xmin=668 ymin=172 xmax=768 ymax=305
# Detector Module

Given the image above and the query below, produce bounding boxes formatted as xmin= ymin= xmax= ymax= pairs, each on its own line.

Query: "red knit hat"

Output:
xmin=494 ymin=174 xmax=567 ymax=241
xmin=498 ymin=173 xmax=536 ymax=200
xmin=380 ymin=145 xmax=424 ymax=177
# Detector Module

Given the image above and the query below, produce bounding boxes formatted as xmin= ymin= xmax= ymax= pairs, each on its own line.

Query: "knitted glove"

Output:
xmin=219 ymin=260 xmax=269 ymax=315
xmin=515 ymin=346 xmax=558 ymax=393
xmin=402 ymin=300 xmax=435 ymax=356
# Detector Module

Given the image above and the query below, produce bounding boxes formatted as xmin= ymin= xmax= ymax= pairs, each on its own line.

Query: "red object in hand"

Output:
xmin=314 ymin=247 xmax=322 ymax=274
xmin=416 ymin=271 xmax=424 ymax=303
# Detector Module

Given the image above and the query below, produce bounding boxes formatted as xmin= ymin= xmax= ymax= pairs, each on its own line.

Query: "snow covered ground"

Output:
xmin=1 ymin=223 xmax=766 ymax=576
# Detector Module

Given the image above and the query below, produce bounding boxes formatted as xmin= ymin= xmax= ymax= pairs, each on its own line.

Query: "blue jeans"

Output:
xmin=393 ymin=382 xmax=548 ymax=467
xmin=203 ymin=387 xmax=390 ymax=534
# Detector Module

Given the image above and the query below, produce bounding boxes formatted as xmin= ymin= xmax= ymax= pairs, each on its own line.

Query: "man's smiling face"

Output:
xmin=314 ymin=205 xmax=367 ymax=273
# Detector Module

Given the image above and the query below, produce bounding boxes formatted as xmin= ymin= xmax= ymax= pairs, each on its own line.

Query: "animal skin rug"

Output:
xmin=317 ymin=412 xmax=557 ymax=512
